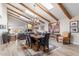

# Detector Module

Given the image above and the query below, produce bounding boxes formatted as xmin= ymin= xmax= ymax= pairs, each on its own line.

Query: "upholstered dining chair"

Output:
xmin=17 ymin=33 xmax=26 ymax=40
xmin=40 ymin=33 xmax=50 ymax=52
xmin=26 ymin=34 xmax=36 ymax=48
xmin=62 ymin=32 xmax=71 ymax=44
xmin=57 ymin=32 xmax=71 ymax=44
xmin=26 ymin=34 xmax=31 ymax=47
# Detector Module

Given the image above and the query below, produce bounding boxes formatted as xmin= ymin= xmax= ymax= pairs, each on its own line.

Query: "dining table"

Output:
xmin=30 ymin=34 xmax=44 ymax=40
xmin=30 ymin=34 xmax=44 ymax=51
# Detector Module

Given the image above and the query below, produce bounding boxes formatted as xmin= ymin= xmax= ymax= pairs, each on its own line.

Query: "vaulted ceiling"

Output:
xmin=6 ymin=3 xmax=79 ymax=24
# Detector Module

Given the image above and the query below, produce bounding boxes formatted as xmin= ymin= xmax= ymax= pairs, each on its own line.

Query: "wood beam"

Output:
xmin=57 ymin=3 xmax=72 ymax=19
xmin=36 ymin=3 xmax=58 ymax=21
xmin=7 ymin=3 xmax=34 ymax=19
xmin=8 ymin=13 xmax=28 ymax=23
xmin=7 ymin=8 xmax=30 ymax=19
xmin=8 ymin=11 xmax=20 ymax=17
xmin=8 ymin=12 xmax=42 ymax=24
xmin=20 ymin=3 xmax=50 ymax=22
xmin=7 ymin=3 xmax=44 ymax=23
xmin=7 ymin=3 xmax=23 ymax=12
xmin=8 ymin=12 xmax=28 ymax=23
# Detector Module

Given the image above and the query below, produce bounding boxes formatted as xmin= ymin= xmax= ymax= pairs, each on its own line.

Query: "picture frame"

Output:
xmin=70 ymin=26 xmax=78 ymax=33
xmin=0 ymin=25 xmax=6 ymax=29
xmin=70 ymin=21 xmax=79 ymax=33
xmin=70 ymin=21 xmax=77 ymax=26
xmin=48 ymin=22 xmax=60 ymax=35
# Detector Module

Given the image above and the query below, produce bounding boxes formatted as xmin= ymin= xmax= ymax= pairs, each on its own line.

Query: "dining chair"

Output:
xmin=2 ymin=32 xmax=11 ymax=44
xmin=40 ymin=33 xmax=50 ymax=52
xmin=62 ymin=32 xmax=71 ymax=44
xmin=44 ymin=33 xmax=50 ymax=51
xmin=17 ymin=33 xmax=26 ymax=40
xmin=26 ymin=34 xmax=32 ymax=48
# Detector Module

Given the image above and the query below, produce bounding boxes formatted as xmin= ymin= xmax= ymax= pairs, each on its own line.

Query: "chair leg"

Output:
xmin=26 ymin=40 xmax=28 ymax=45
xmin=30 ymin=43 xmax=32 ymax=48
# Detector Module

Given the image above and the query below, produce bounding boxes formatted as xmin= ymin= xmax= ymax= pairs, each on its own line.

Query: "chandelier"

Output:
xmin=31 ymin=4 xmax=39 ymax=23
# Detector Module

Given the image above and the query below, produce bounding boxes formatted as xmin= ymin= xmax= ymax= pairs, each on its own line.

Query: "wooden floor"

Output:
xmin=49 ymin=38 xmax=79 ymax=56
xmin=0 ymin=38 xmax=79 ymax=56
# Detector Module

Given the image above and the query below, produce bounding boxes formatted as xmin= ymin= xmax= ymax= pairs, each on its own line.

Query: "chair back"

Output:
xmin=45 ymin=33 xmax=50 ymax=40
xmin=62 ymin=32 xmax=71 ymax=38
xmin=18 ymin=33 xmax=26 ymax=40
xmin=26 ymin=34 xmax=30 ymax=40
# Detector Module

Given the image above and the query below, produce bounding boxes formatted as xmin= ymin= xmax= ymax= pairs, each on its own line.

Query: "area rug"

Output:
xmin=24 ymin=44 xmax=57 ymax=56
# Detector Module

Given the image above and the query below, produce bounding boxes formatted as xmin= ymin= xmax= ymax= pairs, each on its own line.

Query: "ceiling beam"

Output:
xmin=8 ymin=11 xmax=20 ymax=17
xmin=7 ymin=3 xmax=23 ymax=12
xmin=8 ymin=13 xmax=28 ymax=23
xmin=7 ymin=3 xmax=34 ymax=19
xmin=20 ymin=3 xmax=50 ymax=22
xmin=8 ymin=12 xmax=28 ymax=23
xmin=57 ymin=3 xmax=72 ymax=19
xmin=7 ymin=3 xmax=44 ymax=23
xmin=36 ymin=3 xmax=58 ymax=21
xmin=7 ymin=8 xmax=30 ymax=19
xmin=8 ymin=12 xmax=41 ymax=24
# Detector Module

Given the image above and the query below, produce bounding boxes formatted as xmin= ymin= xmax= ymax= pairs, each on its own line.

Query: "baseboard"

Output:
xmin=72 ymin=42 xmax=79 ymax=45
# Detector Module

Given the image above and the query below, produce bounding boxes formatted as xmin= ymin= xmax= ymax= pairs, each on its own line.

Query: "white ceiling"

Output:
xmin=6 ymin=3 xmax=79 ymax=23
xmin=63 ymin=3 xmax=79 ymax=17
xmin=50 ymin=6 xmax=66 ymax=20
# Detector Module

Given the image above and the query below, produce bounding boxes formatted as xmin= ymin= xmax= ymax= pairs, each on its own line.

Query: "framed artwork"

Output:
xmin=70 ymin=26 xmax=78 ymax=33
xmin=49 ymin=22 xmax=60 ymax=34
xmin=70 ymin=21 xmax=79 ymax=33
xmin=0 ymin=25 xmax=6 ymax=29
xmin=70 ymin=21 xmax=77 ymax=26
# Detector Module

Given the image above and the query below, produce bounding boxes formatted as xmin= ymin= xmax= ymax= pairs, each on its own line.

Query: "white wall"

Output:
xmin=0 ymin=4 xmax=8 ymax=44
xmin=44 ymin=21 xmax=49 ymax=32
xmin=59 ymin=16 xmax=79 ymax=45
xmin=8 ymin=16 xmax=27 ymax=33
xmin=0 ymin=4 xmax=8 ymax=33
xmin=59 ymin=18 xmax=70 ymax=35
xmin=70 ymin=16 xmax=79 ymax=45
xmin=39 ymin=20 xmax=49 ymax=32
